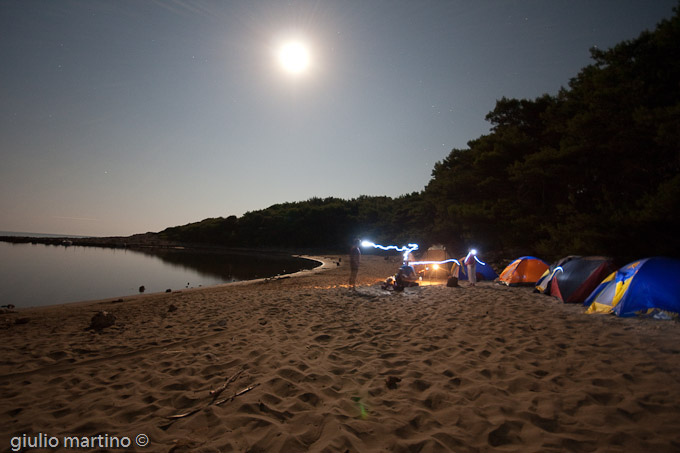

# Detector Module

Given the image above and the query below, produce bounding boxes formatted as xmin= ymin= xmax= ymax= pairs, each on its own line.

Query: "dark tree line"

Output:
xmin=159 ymin=193 xmax=432 ymax=253
xmin=159 ymin=6 xmax=680 ymax=263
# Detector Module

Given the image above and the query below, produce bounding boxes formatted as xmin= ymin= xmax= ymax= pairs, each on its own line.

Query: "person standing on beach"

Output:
xmin=349 ymin=239 xmax=361 ymax=290
xmin=464 ymin=249 xmax=477 ymax=287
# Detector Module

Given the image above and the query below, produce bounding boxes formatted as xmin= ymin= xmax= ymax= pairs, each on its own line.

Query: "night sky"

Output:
xmin=1 ymin=0 xmax=676 ymax=236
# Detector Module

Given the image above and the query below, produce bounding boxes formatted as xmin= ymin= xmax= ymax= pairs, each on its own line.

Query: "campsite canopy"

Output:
xmin=416 ymin=245 xmax=451 ymax=263
xmin=498 ymin=256 xmax=549 ymax=286
xmin=411 ymin=245 xmax=456 ymax=279
xmin=584 ymin=257 xmax=680 ymax=318
xmin=541 ymin=256 xmax=617 ymax=303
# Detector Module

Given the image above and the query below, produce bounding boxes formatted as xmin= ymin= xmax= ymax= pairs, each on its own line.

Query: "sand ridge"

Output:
xmin=1 ymin=255 xmax=680 ymax=452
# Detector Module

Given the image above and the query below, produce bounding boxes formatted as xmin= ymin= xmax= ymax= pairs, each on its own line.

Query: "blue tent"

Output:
xmin=452 ymin=256 xmax=498 ymax=281
xmin=584 ymin=257 xmax=680 ymax=318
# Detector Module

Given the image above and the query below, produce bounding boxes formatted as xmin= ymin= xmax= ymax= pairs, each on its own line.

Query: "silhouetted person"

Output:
xmin=394 ymin=262 xmax=419 ymax=291
xmin=349 ymin=239 xmax=361 ymax=290
xmin=465 ymin=249 xmax=477 ymax=287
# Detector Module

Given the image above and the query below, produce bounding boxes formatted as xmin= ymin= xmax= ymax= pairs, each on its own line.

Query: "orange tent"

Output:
xmin=498 ymin=256 xmax=549 ymax=286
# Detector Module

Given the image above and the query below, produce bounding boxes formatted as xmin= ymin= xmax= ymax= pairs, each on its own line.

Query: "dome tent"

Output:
xmin=584 ymin=257 xmax=680 ymax=318
xmin=498 ymin=256 xmax=549 ymax=286
xmin=535 ymin=255 xmax=581 ymax=294
xmin=546 ymin=256 xmax=617 ymax=303
xmin=451 ymin=255 xmax=498 ymax=281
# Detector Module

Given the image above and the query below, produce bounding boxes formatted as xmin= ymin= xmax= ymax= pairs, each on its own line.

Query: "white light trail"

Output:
xmin=361 ymin=240 xmax=419 ymax=261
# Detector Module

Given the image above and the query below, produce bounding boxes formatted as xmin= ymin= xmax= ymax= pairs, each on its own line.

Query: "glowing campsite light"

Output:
xmin=464 ymin=249 xmax=486 ymax=265
xmin=361 ymin=240 xmax=419 ymax=261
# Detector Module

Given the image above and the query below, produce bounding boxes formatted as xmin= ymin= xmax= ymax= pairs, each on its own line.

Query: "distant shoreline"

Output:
xmin=0 ymin=231 xmax=93 ymax=239
xmin=0 ymin=233 xmax=333 ymax=258
xmin=0 ymin=237 xmax=327 ymax=309
xmin=1 ymin=232 xmax=193 ymax=250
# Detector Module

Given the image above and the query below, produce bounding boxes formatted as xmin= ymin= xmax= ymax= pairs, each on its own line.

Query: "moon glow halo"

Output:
xmin=278 ymin=41 xmax=311 ymax=75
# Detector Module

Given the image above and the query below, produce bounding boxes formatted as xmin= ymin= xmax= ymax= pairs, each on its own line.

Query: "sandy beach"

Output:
xmin=2 ymin=255 xmax=680 ymax=452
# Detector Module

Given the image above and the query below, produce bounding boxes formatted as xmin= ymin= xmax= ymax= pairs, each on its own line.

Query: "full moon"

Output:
xmin=278 ymin=41 xmax=311 ymax=75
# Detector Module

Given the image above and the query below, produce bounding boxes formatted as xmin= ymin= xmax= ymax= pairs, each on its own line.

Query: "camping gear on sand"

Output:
xmin=584 ymin=257 xmax=680 ymax=318
xmin=498 ymin=256 xmax=549 ymax=286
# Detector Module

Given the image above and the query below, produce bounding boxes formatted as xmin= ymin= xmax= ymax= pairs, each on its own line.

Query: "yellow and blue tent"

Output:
xmin=583 ymin=257 xmax=680 ymax=318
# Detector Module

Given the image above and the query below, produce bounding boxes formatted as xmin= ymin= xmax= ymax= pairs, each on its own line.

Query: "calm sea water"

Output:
xmin=0 ymin=239 xmax=317 ymax=308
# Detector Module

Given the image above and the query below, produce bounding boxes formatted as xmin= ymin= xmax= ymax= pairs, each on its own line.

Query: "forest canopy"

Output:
xmin=159 ymin=7 xmax=680 ymax=263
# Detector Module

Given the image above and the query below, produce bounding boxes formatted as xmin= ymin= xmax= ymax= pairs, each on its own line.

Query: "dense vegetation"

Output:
xmin=159 ymin=193 xmax=431 ymax=252
xmin=159 ymin=7 xmax=680 ymax=263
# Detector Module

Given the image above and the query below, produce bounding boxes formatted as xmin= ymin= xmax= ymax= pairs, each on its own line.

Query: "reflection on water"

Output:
xmin=137 ymin=247 xmax=314 ymax=281
xmin=0 ymin=242 xmax=317 ymax=308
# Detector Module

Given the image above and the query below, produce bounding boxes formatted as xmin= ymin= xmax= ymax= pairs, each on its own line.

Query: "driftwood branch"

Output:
xmin=165 ymin=366 xmax=249 ymax=420
xmin=166 ymin=408 xmax=201 ymax=420
xmin=215 ymin=384 xmax=259 ymax=406
xmin=209 ymin=367 xmax=244 ymax=404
